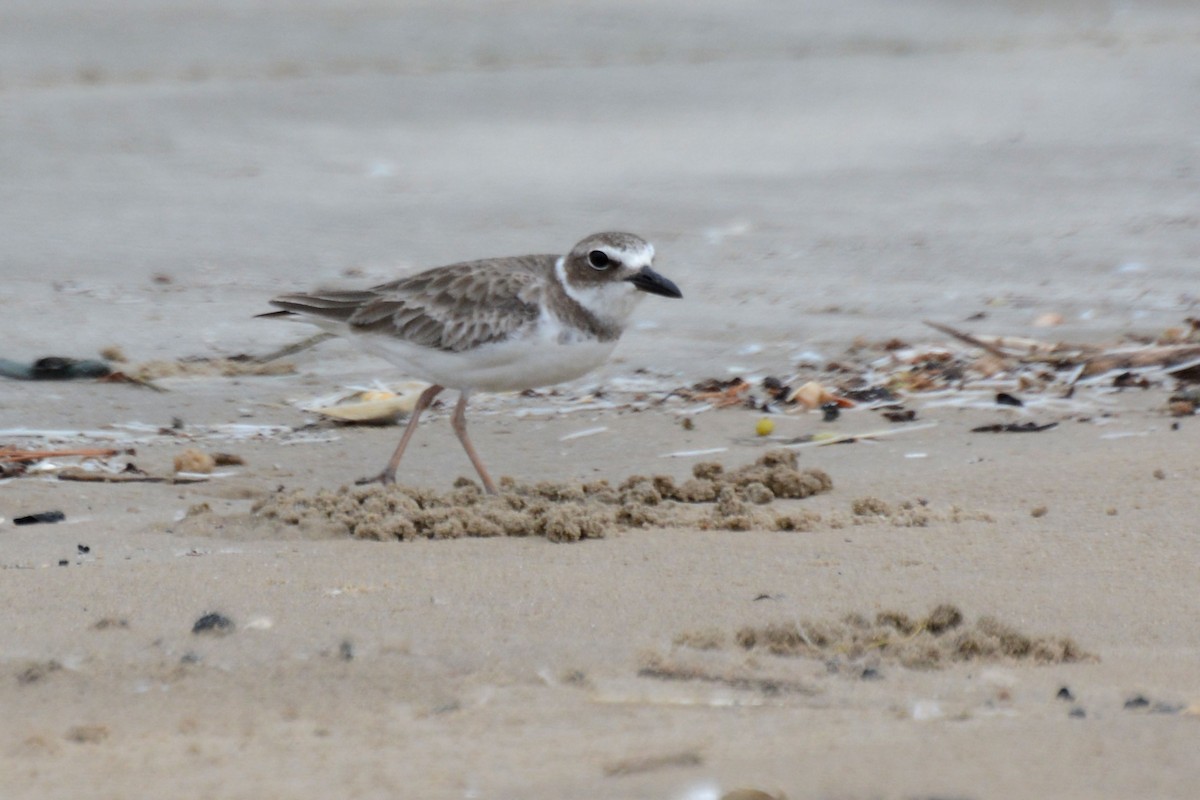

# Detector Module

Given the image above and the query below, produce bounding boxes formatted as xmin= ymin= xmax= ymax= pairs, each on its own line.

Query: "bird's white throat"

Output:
xmin=554 ymin=257 xmax=646 ymax=326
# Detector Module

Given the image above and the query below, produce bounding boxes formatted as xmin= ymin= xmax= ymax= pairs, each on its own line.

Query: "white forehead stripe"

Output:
xmin=601 ymin=241 xmax=655 ymax=269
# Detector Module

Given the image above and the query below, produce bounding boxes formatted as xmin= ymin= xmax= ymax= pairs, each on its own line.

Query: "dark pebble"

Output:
xmin=995 ymin=392 xmax=1024 ymax=407
xmin=192 ymin=612 xmax=234 ymax=635
xmin=1124 ymin=695 xmax=1150 ymax=710
xmin=842 ymin=386 xmax=897 ymax=403
xmin=77 ymin=544 xmax=90 ymax=554
xmin=860 ymin=667 xmax=883 ymax=681
xmin=1056 ymin=686 xmax=1075 ymax=702
xmin=821 ymin=402 xmax=840 ymax=422
xmin=57 ymin=559 xmax=69 ymax=567
xmin=339 ymin=640 xmax=354 ymax=661
xmin=14 ymin=510 xmax=66 ymax=526
xmin=1069 ymin=707 xmax=1086 ymax=718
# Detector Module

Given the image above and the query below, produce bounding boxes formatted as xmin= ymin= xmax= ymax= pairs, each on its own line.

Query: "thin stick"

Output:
xmin=253 ymin=332 xmax=335 ymax=364
xmin=923 ymin=320 xmax=1014 ymax=361
xmin=0 ymin=447 xmax=127 ymax=463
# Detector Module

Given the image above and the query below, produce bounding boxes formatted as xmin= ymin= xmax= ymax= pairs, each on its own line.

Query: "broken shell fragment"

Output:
xmin=310 ymin=383 xmax=427 ymax=424
xmin=173 ymin=448 xmax=215 ymax=474
xmin=786 ymin=381 xmax=855 ymax=411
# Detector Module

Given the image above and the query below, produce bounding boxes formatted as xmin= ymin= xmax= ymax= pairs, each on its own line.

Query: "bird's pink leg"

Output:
xmin=356 ymin=383 xmax=444 ymax=486
xmin=450 ymin=390 xmax=498 ymax=495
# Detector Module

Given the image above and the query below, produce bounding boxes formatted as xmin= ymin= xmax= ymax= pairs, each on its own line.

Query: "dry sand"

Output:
xmin=3 ymin=2 xmax=1200 ymax=799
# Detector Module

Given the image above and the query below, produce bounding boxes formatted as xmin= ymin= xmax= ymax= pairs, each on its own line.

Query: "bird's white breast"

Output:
xmin=354 ymin=310 xmax=619 ymax=393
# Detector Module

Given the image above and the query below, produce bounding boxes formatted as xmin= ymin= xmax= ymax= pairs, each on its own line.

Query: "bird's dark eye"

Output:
xmin=587 ymin=250 xmax=610 ymax=269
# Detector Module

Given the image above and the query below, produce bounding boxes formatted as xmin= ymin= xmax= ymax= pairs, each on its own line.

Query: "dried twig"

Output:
xmin=55 ymin=467 xmax=208 ymax=484
xmin=0 ymin=447 xmax=129 ymax=463
xmin=923 ymin=320 xmax=1014 ymax=362
xmin=253 ymin=332 xmax=334 ymax=364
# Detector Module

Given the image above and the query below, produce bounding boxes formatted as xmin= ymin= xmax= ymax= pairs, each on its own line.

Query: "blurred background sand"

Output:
xmin=3 ymin=0 xmax=1197 ymax=377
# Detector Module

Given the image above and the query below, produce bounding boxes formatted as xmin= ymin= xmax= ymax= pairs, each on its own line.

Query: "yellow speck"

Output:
xmin=755 ymin=417 xmax=775 ymax=437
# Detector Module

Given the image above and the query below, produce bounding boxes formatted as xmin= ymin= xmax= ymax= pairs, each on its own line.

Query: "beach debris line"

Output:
xmin=0 ymin=443 xmax=243 ymax=484
xmin=56 ymin=465 xmax=210 ymax=484
xmin=667 ymin=317 xmax=1200 ymax=425
xmin=1 ymin=446 xmax=137 ymax=478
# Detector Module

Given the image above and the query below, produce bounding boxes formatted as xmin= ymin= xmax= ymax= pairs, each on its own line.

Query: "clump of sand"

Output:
xmin=675 ymin=604 xmax=1093 ymax=669
xmin=251 ymin=449 xmax=833 ymax=542
xmin=839 ymin=496 xmax=994 ymax=527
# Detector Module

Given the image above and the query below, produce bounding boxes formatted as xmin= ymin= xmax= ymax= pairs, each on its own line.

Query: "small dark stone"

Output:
xmin=30 ymin=356 xmax=111 ymax=379
xmin=57 ymin=559 xmax=69 ymax=567
xmin=1056 ymin=686 xmax=1075 ymax=702
xmin=1123 ymin=694 xmax=1150 ymax=710
xmin=842 ymin=386 xmax=897 ymax=403
xmin=14 ymin=510 xmax=66 ymax=526
xmin=1069 ymin=707 xmax=1086 ymax=718
xmin=192 ymin=612 xmax=234 ymax=635
xmin=753 ymin=593 xmax=773 ymax=601
xmin=761 ymin=376 xmax=789 ymax=401
xmin=971 ymin=421 xmax=1058 ymax=434
xmin=77 ymin=544 xmax=90 ymax=555
xmin=821 ymin=402 xmax=841 ymax=422
xmin=995 ymin=392 xmax=1024 ymax=407
xmin=17 ymin=661 xmax=62 ymax=684
xmin=338 ymin=640 xmax=354 ymax=661
xmin=860 ymin=667 xmax=883 ymax=681
xmin=1112 ymin=371 xmax=1151 ymax=389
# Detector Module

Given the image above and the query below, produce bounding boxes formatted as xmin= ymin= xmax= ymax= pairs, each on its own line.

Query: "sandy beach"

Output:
xmin=3 ymin=2 xmax=1200 ymax=798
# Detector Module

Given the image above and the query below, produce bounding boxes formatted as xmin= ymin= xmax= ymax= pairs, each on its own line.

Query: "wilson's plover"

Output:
xmin=261 ymin=232 xmax=681 ymax=492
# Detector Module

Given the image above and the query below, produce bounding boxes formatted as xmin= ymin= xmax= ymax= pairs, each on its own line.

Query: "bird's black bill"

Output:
xmin=626 ymin=266 xmax=683 ymax=299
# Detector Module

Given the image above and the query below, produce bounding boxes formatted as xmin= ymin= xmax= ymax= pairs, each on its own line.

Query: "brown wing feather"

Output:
xmin=269 ymin=256 xmax=555 ymax=353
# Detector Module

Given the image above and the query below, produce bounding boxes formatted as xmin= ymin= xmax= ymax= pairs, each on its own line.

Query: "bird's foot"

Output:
xmin=354 ymin=471 xmax=395 ymax=487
